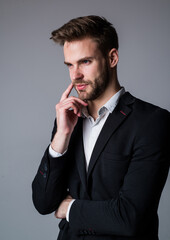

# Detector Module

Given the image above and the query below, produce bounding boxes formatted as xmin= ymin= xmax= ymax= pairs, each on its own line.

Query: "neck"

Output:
xmin=87 ymin=76 xmax=120 ymax=120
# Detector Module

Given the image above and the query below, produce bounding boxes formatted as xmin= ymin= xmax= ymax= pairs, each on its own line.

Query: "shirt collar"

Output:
xmin=102 ymin=87 xmax=125 ymax=113
xmin=82 ymin=87 xmax=125 ymax=118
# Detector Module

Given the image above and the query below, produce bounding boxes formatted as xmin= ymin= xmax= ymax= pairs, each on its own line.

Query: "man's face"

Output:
xmin=63 ymin=38 xmax=110 ymax=101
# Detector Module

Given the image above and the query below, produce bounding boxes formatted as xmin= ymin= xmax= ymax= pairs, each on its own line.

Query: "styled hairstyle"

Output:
xmin=50 ymin=15 xmax=119 ymax=55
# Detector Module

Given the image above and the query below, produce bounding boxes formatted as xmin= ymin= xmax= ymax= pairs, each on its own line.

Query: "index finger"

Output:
xmin=60 ymin=83 xmax=74 ymax=102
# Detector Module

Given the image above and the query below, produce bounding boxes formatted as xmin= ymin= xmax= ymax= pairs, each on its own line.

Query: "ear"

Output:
xmin=108 ymin=48 xmax=119 ymax=68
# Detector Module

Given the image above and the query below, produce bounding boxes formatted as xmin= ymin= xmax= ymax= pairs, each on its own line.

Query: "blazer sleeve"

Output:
xmin=32 ymin=119 xmax=70 ymax=215
xmin=68 ymin=108 xmax=170 ymax=237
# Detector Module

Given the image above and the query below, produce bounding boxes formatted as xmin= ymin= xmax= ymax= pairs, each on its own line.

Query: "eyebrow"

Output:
xmin=64 ymin=56 xmax=94 ymax=66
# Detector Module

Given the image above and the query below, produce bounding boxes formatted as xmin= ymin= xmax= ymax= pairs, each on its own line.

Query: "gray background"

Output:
xmin=1 ymin=0 xmax=170 ymax=239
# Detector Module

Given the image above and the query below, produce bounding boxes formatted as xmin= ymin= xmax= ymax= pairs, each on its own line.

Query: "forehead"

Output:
xmin=63 ymin=38 xmax=101 ymax=62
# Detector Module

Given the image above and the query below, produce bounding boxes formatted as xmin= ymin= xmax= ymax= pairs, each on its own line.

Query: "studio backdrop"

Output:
xmin=1 ymin=0 xmax=170 ymax=239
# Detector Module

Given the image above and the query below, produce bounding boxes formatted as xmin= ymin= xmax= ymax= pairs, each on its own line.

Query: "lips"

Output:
xmin=76 ymin=84 xmax=88 ymax=91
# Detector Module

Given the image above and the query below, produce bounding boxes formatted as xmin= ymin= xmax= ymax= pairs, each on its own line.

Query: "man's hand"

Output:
xmin=55 ymin=195 xmax=73 ymax=219
xmin=56 ymin=83 xmax=87 ymax=135
xmin=51 ymin=83 xmax=88 ymax=154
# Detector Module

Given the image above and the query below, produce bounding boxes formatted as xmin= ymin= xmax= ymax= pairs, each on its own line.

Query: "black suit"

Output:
xmin=32 ymin=92 xmax=170 ymax=240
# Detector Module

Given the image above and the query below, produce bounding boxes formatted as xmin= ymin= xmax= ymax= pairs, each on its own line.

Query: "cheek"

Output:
xmin=68 ymin=69 xmax=74 ymax=81
xmin=84 ymin=65 xmax=101 ymax=80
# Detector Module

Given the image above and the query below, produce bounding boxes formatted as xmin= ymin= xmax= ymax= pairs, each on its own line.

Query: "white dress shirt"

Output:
xmin=49 ymin=87 xmax=125 ymax=221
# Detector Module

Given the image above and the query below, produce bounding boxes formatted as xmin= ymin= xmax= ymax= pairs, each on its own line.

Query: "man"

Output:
xmin=32 ymin=16 xmax=170 ymax=240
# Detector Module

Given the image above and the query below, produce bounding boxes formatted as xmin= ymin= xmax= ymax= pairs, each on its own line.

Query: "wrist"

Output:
xmin=51 ymin=132 xmax=71 ymax=154
xmin=66 ymin=199 xmax=75 ymax=222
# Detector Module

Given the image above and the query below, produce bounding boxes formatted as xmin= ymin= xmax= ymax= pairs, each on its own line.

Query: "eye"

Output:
xmin=66 ymin=63 xmax=73 ymax=68
xmin=82 ymin=59 xmax=91 ymax=65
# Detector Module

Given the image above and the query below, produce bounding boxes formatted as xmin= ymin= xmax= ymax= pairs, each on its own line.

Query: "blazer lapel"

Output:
xmin=73 ymin=118 xmax=89 ymax=198
xmin=87 ymin=92 xmax=135 ymax=180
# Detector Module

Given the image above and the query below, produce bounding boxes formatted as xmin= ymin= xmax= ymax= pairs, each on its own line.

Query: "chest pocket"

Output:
xmin=99 ymin=152 xmax=130 ymax=190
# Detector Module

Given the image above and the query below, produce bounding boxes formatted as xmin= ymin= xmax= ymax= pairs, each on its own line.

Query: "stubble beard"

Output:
xmin=74 ymin=63 xmax=110 ymax=102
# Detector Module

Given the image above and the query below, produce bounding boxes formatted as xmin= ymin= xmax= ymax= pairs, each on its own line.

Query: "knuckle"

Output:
xmin=68 ymin=96 xmax=73 ymax=101
xmin=69 ymin=96 xmax=76 ymax=101
xmin=70 ymin=102 xmax=76 ymax=108
xmin=55 ymin=104 xmax=60 ymax=110
xmin=70 ymin=99 xmax=76 ymax=105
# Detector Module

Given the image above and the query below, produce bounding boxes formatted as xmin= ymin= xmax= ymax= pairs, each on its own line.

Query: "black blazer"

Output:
xmin=32 ymin=92 xmax=170 ymax=240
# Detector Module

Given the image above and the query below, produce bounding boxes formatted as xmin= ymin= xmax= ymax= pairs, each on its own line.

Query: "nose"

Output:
xmin=71 ymin=66 xmax=84 ymax=82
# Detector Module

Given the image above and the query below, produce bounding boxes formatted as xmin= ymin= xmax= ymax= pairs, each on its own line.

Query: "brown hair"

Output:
xmin=50 ymin=15 xmax=119 ymax=55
